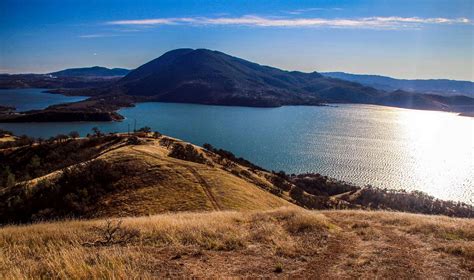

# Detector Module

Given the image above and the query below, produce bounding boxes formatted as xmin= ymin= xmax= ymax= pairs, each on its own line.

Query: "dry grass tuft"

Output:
xmin=435 ymin=243 xmax=474 ymax=258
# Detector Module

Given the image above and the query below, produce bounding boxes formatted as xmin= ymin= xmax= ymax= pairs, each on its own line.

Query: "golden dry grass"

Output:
xmin=92 ymin=138 xmax=291 ymax=216
xmin=22 ymin=136 xmax=291 ymax=219
xmin=1 ymin=208 xmax=472 ymax=279
xmin=0 ymin=134 xmax=16 ymax=142
xmin=4 ymin=135 xmax=473 ymax=278
xmin=322 ymin=210 xmax=474 ymax=278
xmin=0 ymin=207 xmax=327 ymax=279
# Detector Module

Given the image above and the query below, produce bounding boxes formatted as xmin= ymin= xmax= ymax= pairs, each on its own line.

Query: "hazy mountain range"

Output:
xmin=0 ymin=48 xmax=473 ymax=122
xmin=322 ymin=72 xmax=474 ymax=98
xmin=108 ymin=49 xmax=472 ymax=111
xmin=47 ymin=56 xmax=474 ymax=100
xmin=49 ymin=66 xmax=130 ymax=77
xmin=111 ymin=48 xmax=383 ymax=107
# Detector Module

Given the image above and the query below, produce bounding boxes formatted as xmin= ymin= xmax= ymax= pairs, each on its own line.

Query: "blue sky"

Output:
xmin=0 ymin=0 xmax=473 ymax=80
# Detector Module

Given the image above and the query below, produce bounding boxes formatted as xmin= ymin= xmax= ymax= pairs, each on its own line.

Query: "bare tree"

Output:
xmin=84 ymin=219 xmax=140 ymax=246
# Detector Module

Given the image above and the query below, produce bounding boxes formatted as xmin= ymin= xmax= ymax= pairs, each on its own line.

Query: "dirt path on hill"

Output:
xmin=322 ymin=212 xmax=471 ymax=279
xmin=160 ymin=212 xmax=471 ymax=278
xmin=185 ymin=166 xmax=221 ymax=211
xmin=318 ymin=232 xmax=358 ymax=278
xmin=129 ymin=146 xmax=221 ymax=211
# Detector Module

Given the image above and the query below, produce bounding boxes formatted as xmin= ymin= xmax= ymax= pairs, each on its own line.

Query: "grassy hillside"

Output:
xmin=0 ymin=207 xmax=472 ymax=278
xmin=1 ymin=133 xmax=473 ymax=278
xmin=0 ymin=134 xmax=290 ymax=222
xmin=93 ymin=137 xmax=291 ymax=216
xmin=1 ymin=132 xmax=472 ymax=223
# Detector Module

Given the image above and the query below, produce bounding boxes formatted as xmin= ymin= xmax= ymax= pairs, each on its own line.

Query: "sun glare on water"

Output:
xmin=396 ymin=109 xmax=473 ymax=204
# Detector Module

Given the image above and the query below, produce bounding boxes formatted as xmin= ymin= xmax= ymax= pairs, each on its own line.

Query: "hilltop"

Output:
xmin=0 ymin=133 xmax=290 ymax=222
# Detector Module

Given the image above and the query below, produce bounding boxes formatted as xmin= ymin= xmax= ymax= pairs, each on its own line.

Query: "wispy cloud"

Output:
xmin=106 ymin=15 xmax=472 ymax=30
xmin=106 ymin=18 xmax=183 ymax=25
xmin=79 ymin=34 xmax=119 ymax=38
xmin=286 ymin=7 xmax=343 ymax=15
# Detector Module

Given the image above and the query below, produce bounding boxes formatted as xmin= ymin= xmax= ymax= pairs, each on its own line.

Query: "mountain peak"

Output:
xmin=115 ymin=48 xmax=376 ymax=106
xmin=113 ymin=48 xmax=467 ymax=111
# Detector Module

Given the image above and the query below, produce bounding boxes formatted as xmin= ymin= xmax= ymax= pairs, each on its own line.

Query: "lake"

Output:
xmin=0 ymin=88 xmax=86 ymax=112
xmin=0 ymin=89 xmax=472 ymax=204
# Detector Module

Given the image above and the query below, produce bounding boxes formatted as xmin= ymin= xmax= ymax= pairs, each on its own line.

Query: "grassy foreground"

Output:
xmin=1 ymin=207 xmax=472 ymax=279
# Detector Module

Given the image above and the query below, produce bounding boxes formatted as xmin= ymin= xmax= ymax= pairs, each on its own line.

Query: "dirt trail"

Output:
xmin=322 ymin=212 xmax=472 ymax=279
xmin=129 ymin=146 xmax=221 ymax=211
xmin=185 ymin=166 xmax=221 ymax=211
xmin=305 ymin=229 xmax=359 ymax=278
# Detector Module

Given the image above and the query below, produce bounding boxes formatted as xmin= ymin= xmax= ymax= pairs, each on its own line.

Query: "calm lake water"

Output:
xmin=0 ymin=89 xmax=473 ymax=204
xmin=0 ymin=88 xmax=86 ymax=111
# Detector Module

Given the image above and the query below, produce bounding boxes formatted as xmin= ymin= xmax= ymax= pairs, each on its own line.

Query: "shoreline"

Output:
xmin=1 ymin=95 xmax=472 ymax=123
xmin=1 ymin=131 xmax=473 ymax=213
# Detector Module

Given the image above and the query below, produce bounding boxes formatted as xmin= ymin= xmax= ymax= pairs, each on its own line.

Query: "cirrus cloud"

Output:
xmin=106 ymin=15 xmax=472 ymax=30
xmin=285 ymin=7 xmax=343 ymax=15
xmin=79 ymin=34 xmax=119 ymax=38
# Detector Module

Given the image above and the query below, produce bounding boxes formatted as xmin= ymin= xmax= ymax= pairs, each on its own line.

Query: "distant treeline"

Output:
xmin=205 ymin=144 xmax=473 ymax=218
xmin=283 ymin=173 xmax=473 ymax=218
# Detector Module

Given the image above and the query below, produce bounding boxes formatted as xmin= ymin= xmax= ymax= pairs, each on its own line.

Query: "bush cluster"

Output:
xmin=203 ymin=143 xmax=265 ymax=171
xmin=169 ymin=143 xmax=206 ymax=164
xmin=0 ymin=134 xmax=121 ymax=183
xmin=285 ymin=174 xmax=473 ymax=217
xmin=0 ymin=159 xmax=131 ymax=223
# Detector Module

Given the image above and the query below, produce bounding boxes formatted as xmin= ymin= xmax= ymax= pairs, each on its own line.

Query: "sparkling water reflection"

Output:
xmin=1 ymin=100 xmax=472 ymax=204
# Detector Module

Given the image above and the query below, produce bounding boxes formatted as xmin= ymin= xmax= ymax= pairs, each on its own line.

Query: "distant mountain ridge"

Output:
xmin=1 ymin=49 xmax=473 ymax=123
xmin=111 ymin=48 xmax=473 ymax=112
xmin=322 ymin=72 xmax=474 ymax=98
xmin=50 ymin=66 xmax=130 ymax=77
xmin=113 ymin=48 xmax=385 ymax=107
